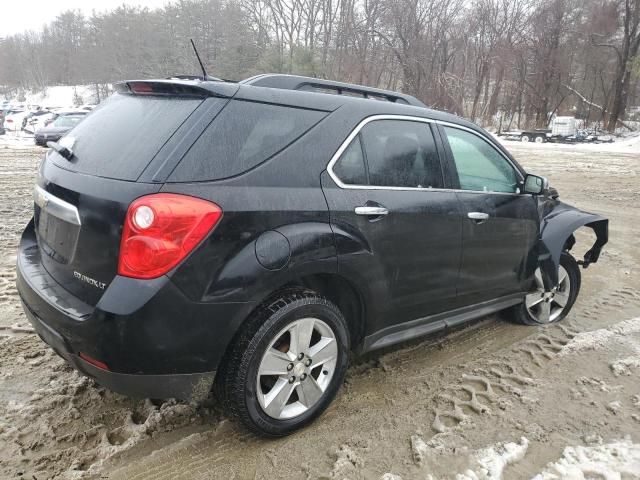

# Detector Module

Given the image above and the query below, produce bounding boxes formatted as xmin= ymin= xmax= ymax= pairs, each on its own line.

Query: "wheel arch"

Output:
xmin=537 ymin=200 xmax=608 ymax=289
xmin=240 ymin=272 xmax=367 ymax=351
xmin=283 ymin=272 xmax=367 ymax=349
xmin=214 ymin=271 xmax=367 ymax=391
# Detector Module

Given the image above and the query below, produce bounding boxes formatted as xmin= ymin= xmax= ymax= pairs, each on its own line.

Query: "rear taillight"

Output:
xmin=118 ymin=193 xmax=222 ymax=279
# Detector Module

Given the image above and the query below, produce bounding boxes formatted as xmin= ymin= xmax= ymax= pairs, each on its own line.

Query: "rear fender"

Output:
xmin=537 ymin=200 xmax=608 ymax=289
xmin=203 ymin=221 xmax=338 ymax=303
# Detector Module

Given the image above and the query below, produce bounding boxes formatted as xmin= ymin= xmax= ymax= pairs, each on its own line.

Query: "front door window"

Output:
xmin=443 ymin=126 xmax=519 ymax=193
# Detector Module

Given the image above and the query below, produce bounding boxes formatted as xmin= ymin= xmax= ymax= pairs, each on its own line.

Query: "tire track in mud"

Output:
xmin=429 ymin=284 xmax=640 ymax=434
xmin=0 ymin=149 xmax=41 ymax=332
xmin=0 ymin=267 xmax=18 ymax=305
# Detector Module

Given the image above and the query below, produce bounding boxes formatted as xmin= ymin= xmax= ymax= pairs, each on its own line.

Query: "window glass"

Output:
xmin=333 ymin=136 xmax=367 ymax=185
xmin=360 ymin=120 xmax=443 ymax=188
xmin=49 ymin=93 xmax=202 ymax=181
xmin=53 ymin=115 xmax=83 ymax=128
xmin=170 ymin=100 xmax=325 ymax=181
xmin=341 ymin=90 xmax=366 ymax=98
xmin=444 ymin=127 xmax=518 ymax=193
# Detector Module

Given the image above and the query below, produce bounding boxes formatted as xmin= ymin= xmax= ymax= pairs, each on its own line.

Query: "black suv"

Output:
xmin=17 ymin=75 xmax=608 ymax=436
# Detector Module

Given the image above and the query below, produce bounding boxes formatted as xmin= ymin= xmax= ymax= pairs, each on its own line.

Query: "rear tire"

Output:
xmin=521 ymin=134 xmax=530 ymax=142
xmin=508 ymin=252 xmax=581 ymax=326
xmin=534 ymin=135 xmax=545 ymax=143
xmin=216 ymin=289 xmax=350 ymax=436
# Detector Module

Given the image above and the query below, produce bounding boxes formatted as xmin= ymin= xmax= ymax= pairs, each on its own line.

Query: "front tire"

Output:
xmin=216 ymin=289 xmax=350 ymax=436
xmin=509 ymin=252 xmax=581 ymax=325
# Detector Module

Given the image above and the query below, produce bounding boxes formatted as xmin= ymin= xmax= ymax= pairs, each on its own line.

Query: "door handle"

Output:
xmin=355 ymin=206 xmax=389 ymax=216
xmin=467 ymin=212 xmax=489 ymax=223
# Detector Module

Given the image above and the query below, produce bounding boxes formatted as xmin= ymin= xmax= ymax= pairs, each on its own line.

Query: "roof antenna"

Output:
xmin=190 ymin=39 xmax=208 ymax=81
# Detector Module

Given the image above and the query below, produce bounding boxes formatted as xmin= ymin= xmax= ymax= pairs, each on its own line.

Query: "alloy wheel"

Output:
xmin=525 ymin=265 xmax=571 ymax=323
xmin=256 ymin=317 xmax=338 ymax=419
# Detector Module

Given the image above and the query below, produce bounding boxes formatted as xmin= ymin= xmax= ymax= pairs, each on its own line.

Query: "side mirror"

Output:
xmin=523 ymin=174 xmax=548 ymax=195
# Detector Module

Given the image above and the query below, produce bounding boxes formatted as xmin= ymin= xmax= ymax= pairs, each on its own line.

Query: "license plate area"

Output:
xmin=34 ymin=186 xmax=81 ymax=264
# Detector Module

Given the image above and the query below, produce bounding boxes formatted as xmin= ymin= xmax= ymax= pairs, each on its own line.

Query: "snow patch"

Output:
xmin=381 ymin=474 xmax=402 ymax=480
xmin=411 ymin=434 xmax=429 ymax=464
xmin=330 ymin=444 xmax=364 ymax=479
xmin=456 ymin=437 xmax=529 ymax=480
xmin=0 ymin=131 xmax=40 ymax=150
xmin=610 ymin=356 xmax=640 ymax=376
xmin=560 ymin=317 xmax=640 ymax=355
xmin=3 ymin=85 xmax=104 ymax=108
xmin=532 ymin=438 xmax=640 ymax=479
xmin=495 ymin=132 xmax=640 ymax=154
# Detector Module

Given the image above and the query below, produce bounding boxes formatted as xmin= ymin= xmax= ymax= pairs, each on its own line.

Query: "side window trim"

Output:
xmin=435 ymin=123 xmax=461 ymax=190
xmin=427 ymin=122 xmax=450 ymax=189
xmin=327 ymin=115 xmax=523 ymax=193
xmin=327 ymin=115 xmax=446 ymax=191
xmin=357 ymin=133 xmax=371 ymax=185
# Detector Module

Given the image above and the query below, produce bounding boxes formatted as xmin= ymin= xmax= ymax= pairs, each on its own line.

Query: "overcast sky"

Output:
xmin=0 ymin=0 xmax=171 ymax=36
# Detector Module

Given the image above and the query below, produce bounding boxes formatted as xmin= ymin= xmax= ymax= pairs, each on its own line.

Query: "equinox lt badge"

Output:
xmin=73 ymin=271 xmax=106 ymax=290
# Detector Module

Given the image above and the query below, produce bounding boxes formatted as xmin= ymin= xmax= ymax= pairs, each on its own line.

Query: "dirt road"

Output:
xmin=1 ymin=139 xmax=639 ymax=479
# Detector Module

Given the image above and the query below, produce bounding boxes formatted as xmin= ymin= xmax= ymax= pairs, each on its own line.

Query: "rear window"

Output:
xmin=53 ymin=115 xmax=83 ymax=128
xmin=168 ymin=100 xmax=325 ymax=182
xmin=50 ymin=93 xmax=202 ymax=181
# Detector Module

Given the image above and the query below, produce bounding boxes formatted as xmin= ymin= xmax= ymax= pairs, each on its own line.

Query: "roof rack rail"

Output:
xmin=166 ymin=74 xmax=225 ymax=82
xmin=240 ymin=74 xmax=426 ymax=108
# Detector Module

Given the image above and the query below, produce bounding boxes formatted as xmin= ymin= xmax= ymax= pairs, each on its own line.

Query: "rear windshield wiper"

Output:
xmin=47 ymin=141 xmax=74 ymax=161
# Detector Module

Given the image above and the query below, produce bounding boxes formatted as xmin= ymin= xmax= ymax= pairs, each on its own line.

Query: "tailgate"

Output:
xmin=34 ymin=168 xmax=162 ymax=306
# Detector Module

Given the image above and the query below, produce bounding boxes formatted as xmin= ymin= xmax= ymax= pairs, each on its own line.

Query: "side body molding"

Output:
xmin=537 ymin=199 xmax=608 ymax=289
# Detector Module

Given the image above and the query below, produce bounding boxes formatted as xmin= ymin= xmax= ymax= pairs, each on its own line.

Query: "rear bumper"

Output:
xmin=22 ymin=300 xmax=214 ymax=401
xmin=16 ymin=220 xmax=256 ymax=401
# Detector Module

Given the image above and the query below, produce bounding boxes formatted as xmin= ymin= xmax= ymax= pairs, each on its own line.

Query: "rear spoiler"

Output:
xmin=115 ymin=79 xmax=238 ymax=98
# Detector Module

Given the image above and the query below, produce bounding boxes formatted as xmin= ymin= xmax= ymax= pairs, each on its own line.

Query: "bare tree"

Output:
xmin=592 ymin=0 xmax=640 ymax=130
xmin=0 ymin=0 xmax=638 ymax=130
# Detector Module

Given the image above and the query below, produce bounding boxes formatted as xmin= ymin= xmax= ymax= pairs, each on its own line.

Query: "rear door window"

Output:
xmin=331 ymin=119 xmax=444 ymax=189
xmin=332 ymin=136 xmax=367 ymax=185
xmin=361 ymin=120 xmax=443 ymax=188
xmin=168 ymin=100 xmax=326 ymax=182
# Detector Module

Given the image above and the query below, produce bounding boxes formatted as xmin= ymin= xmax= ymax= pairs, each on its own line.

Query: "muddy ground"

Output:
xmin=0 ymin=138 xmax=639 ymax=479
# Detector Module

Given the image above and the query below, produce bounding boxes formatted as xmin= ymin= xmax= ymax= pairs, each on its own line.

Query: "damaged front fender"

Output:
xmin=537 ymin=200 xmax=608 ymax=289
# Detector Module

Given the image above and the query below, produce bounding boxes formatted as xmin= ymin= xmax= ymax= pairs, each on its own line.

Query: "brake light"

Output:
xmin=128 ymin=81 xmax=154 ymax=94
xmin=118 ymin=193 xmax=222 ymax=279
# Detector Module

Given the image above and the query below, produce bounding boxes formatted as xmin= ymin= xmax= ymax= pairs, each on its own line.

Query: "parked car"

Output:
xmin=2 ymin=109 xmax=27 ymax=131
xmin=17 ymin=75 xmax=608 ymax=436
xmin=39 ymin=108 xmax=89 ymax=129
xmin=34 ymin=114 xmax=85 ymax=146
xmin=22 ymin=109 xmax=52 ymax=134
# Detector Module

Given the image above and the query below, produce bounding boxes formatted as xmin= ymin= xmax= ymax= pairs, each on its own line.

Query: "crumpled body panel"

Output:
xmin=537 ymin=198 xmax=608 ymax=289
